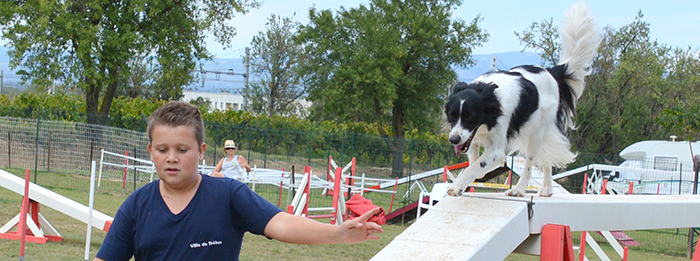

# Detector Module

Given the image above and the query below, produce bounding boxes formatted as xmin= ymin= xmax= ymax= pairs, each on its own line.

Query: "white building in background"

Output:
xmin=182 ymin=90 xmax=245 ymax=112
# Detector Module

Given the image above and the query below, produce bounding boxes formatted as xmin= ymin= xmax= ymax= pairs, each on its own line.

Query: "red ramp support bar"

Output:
xmin=324 ymin=156 xmax=333 ymax=196
xmin=541 ymin=224 xmax=575 ymax=261
xmin=443 ymin=166 xmax=448 ymax=183
xmin=388 ymin=177 xmax=399 ymax=213
xmin=277 ymin=168 xmax=285 ymax=207
xmin=446 ymin=161 xmax=470 ymax=171
xmin=346 ymin=157 xmax=356 ymax=197
xmin=122 ymin=151 xmax=128 ymax=193
xmin=693 ymin=239 xmax=700 ymax=261
xmin=302 ymin=166 xmax=311 ymax=217
xmin=19 ymin=169 xmax=30 ymax=256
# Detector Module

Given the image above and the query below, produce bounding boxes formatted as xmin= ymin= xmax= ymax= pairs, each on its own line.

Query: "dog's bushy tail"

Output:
xmin=559 ymin=1 xmax=600 ymax=100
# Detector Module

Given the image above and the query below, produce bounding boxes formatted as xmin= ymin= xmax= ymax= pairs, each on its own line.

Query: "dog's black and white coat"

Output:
xmin=444 ymin=2 xmax=600 ymax=197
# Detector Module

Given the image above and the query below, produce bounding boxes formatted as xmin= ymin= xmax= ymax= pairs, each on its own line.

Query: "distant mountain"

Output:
xmin=457 ymin=52 xmax=543 ymax=82
xmin=0 ymin=47 xmax=542 ymax=93
xmin=195 ymin=51 xmax=543 ymax=92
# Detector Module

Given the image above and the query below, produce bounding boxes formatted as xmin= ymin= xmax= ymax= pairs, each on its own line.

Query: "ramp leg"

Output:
xmin=541 ymin=224 xmax=575 ymax=261
xmin=0 ymin=213 xmax=21 ymax=233
xmin=38 ymin=213 xmax=63 ymax=241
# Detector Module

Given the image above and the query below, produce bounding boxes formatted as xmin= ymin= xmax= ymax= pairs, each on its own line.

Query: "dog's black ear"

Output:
xmin=480 ymin=84 xmax=502 ymax=117
xmin=480 ymin=83 xmax=499 ymax=94
xmin=451 ymin=82 xmax=469 ymax=94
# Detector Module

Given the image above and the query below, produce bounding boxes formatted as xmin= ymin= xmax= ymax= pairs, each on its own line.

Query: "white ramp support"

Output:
xmin=373 ymin=193 xmax=700 ymax=260
xmin=0 ymin=169 xmax=114 ymax=232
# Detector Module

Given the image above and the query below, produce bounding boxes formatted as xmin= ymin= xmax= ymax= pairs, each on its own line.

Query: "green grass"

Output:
xmin=239 ymin=224 xmax=406 ymax=261
xmin=0 ymin=167 xmax=695 ymax=260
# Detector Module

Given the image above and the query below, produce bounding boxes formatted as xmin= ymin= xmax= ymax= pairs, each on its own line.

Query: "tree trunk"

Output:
xmin=390 ymin=103 xmax=406 ymax=178
xmin=85 ymin=81 xmax=102 ymax=125
xmin=391 ymin=138 xmax=405 ymax=178
xmin=377 ymin=103 xmax=408 ymax=178
xmin=99 ymin=65 xmax=120 ymax=119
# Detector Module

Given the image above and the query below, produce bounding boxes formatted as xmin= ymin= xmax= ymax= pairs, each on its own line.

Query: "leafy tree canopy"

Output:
xmin=297 ymin=0 xmax=488 ymax=135
xmin=296 ymin=0 xmax=487 ymax=176
xmin=0 ymin=0 xmax=260 ymax=123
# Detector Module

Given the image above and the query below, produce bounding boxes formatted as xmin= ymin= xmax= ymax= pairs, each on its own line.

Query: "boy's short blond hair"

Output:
xmin=147 ymin=101 xmax=205 ymax=146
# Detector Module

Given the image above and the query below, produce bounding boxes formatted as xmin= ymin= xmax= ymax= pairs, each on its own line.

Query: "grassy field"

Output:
xmin=0 ymin=168 xmax=695 ymax=260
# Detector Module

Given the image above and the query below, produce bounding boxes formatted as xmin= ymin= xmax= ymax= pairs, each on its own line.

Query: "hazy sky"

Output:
xmin=208 ymin=0 xmax=700 ymax=58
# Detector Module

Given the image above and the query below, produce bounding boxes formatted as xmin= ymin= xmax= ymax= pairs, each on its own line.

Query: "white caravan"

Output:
xmin=578 ymin=137 xmax=700 ymax=195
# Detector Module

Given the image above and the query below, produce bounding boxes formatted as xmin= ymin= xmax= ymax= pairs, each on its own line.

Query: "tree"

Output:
xmin=244 ymin=14 xmax=307 ymax=117
xmin=117 ymin=55 xmax=156 ymax=99
xmin=515 ymin=18 xmax=559 ymax=66
xmin=0 ymin=0 xmax=260 ymax=124
xmin=656 ymin=48 xmax=700 ymax=140
xmin=297 ymin=0 xmax=488 ymax=177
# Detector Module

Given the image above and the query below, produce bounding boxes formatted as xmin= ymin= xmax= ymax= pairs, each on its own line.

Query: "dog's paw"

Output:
xmin=504 ymin=188 xmax=525 ymax=197
xmin=446 ymin=185 xmax=463 ymax=197
xmin=538 ymin=187 xmax=553 ymax=197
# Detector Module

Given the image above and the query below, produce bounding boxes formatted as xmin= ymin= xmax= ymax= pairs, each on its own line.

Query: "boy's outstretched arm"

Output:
xmin=264 ymin=207 xmax=384 ymax=245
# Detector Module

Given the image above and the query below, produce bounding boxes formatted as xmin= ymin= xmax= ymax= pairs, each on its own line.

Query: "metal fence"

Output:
xmin=0 ymin=116 xmax=461 ymax=210
xmin=0 ymin=116 xmax=697 ymax=257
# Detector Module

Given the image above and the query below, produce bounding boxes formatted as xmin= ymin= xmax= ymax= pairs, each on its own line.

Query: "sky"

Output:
xmin=208 ymin=0 xmax=700 ymax=59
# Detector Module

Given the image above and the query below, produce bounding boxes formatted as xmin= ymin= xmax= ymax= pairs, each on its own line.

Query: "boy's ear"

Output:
xmin=199 ymin=143 xmax=206 ymax=161
xmin=147 ymin=143 xmax=154 ymax=161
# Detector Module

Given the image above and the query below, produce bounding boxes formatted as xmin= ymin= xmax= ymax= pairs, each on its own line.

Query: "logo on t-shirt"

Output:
xmin=189 ymin=240 xmax=223 ymax=249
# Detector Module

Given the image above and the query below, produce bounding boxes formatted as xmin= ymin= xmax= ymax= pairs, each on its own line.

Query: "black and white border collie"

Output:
xmin=444 ymin=2 xmax=600 ymax=197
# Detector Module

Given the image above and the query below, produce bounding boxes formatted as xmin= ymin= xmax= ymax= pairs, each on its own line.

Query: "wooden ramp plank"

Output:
xmin=371 ymin=196 xmax=530 ymax=261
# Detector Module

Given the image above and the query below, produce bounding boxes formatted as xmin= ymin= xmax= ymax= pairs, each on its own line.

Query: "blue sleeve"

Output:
xmin=95 ymin=195 xmax=136 ymax=261
xmin=229 ymin=182 xmax=282 ymax=235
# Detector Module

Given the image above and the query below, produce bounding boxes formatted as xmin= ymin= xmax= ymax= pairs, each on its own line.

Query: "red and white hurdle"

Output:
xmin=287 ymin=166 xmax=346 ymax=225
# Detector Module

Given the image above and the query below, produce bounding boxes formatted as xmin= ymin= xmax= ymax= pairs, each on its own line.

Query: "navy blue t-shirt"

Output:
xmin=96 ymin=174 xmax=282 ymax=261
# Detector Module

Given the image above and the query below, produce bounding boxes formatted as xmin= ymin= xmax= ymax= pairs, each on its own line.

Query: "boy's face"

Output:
xmin=148 ymin=125 xmax=205 ymax=188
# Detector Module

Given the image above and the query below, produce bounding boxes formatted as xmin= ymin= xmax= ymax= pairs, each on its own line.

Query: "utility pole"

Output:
xmin=490 ymin=55 xmax=497 ymax=71
xmin=243 ymin=47 xmax=250 ymax=110
xmin=1 ymin=70 xmax=3 ymax=95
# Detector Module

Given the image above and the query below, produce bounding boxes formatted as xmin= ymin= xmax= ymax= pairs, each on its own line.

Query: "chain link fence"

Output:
xmin=0 ymin=116 xmax=462 ymax=207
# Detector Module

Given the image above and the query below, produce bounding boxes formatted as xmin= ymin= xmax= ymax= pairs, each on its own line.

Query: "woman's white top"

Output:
xmin=221 ymin=155 xmax=244 ymax=180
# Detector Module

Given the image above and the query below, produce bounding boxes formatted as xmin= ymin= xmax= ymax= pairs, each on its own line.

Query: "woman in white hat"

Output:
xmin=211 ymin=140 xmax=251 ymax=179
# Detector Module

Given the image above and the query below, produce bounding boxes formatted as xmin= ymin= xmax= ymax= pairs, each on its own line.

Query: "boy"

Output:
xmin=94 ymin=101 xmax=383 ymax=261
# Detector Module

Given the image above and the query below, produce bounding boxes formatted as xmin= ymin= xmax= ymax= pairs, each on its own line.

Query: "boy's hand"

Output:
xmin=338 ymin=207 xmax=384 ymax=244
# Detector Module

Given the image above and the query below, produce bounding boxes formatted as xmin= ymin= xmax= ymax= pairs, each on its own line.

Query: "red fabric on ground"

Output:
xmin=345 ymin=194 xmax=386 ymax=225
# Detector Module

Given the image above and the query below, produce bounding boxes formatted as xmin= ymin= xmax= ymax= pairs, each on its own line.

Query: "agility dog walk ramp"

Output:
xmin=372 ymin=195 xmax=531 ymax=261
xmin=372 ymin=193 xmax=700 ymax=260
xmin=0 ymin=169 xmax=113 ymax=234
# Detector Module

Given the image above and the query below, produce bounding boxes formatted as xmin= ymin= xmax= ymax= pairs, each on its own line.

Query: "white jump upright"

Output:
xmin=372 ymin=193 xmax=700 ymax=260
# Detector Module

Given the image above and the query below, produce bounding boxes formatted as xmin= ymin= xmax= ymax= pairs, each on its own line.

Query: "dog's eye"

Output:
xmin=450 ymin=113 xmax=459 ymax=122
xmin=463 ymin=113 xmax=472 ymax=121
